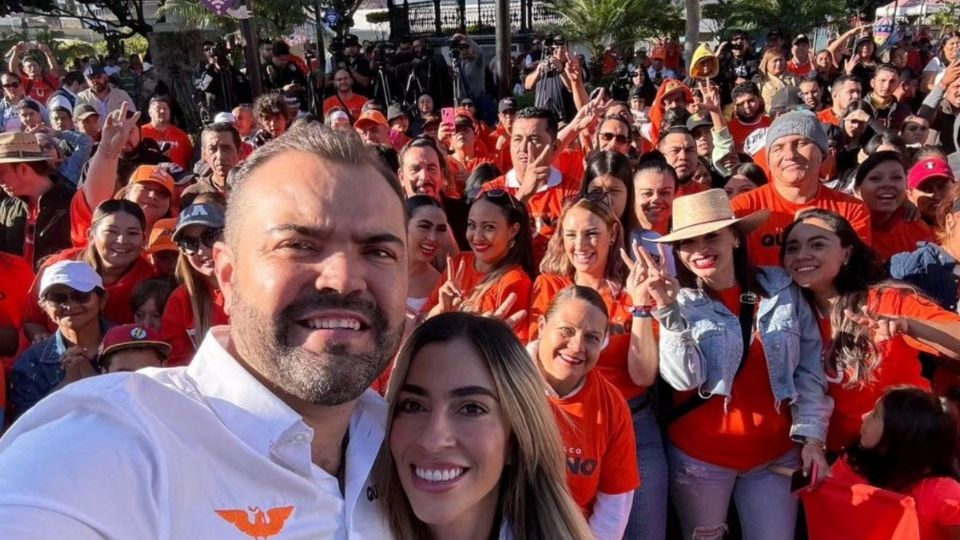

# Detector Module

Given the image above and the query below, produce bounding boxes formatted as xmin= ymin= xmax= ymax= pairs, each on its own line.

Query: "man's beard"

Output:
xmin=229 ymin=285 xmax=404 ymax=406
xmin=736 ymin=108 xmax=762 ymax=123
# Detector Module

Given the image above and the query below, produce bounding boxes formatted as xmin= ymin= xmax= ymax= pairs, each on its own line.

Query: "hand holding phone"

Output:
xmin=441 ymin=107 xmax=455 ymax=129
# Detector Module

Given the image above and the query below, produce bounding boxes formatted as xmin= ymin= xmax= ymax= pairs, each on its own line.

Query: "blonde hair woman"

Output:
xmin=376 ymin=312 xmax=592 ymax=540
xmin=756 ymin=48 xmax=799 ymax=108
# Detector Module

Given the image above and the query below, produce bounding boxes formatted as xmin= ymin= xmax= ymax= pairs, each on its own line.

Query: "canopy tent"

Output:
xmin=875 ymin=0 xmax=955 ymax=18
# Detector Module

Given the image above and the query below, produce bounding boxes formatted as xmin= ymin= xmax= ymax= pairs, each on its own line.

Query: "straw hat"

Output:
xmin=652 ymin=189 xmax=770 ymax=243
xmin=0 ymin=132 xmax=49 ymax=164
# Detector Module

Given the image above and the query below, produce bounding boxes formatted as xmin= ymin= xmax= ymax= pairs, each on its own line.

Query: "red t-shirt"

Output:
xmin=423 ymin=252 xmax=532 ymax=342
xmin=160 ymin=284 xmax=229 ymax=367
xmin=731 ymin=184 xmax=873 ymax=267
xmin=20 ymin=74 xmax=59 ymax=104
xmin=871 ymin=209 xmax=935 ymax=263
xmin=728 ymin=115 xmax=772 ymax=152
xmin=69 ymin=191 xmax=94 ymax=249
xmin=556 ymin=147 xmax=586 ymax=182
xmin=529 ymin=274 xmax=650 ymax=401
xmin=669 ymin=286 xmax=795 ymax=470
xmin=140 ymin=124 xmax=194 ymax=169
xmin=821 ymin=287 xmax=960 ymax=452
xmin=818 ymin=108 xmax=841 ymax=127
xmin=25 ymin=248 xmax=158 ymax=328
xmin=322 ymin=94 xmax=369 ymax=120
xmin=0 ymin=253 xmax=34 ymax=371
xmin=831 ymin=457 xmax=960 ymax=540
xmin=550 ymin=370 xmax=640 ymax=516
xmin=786 ymin=60 xmax=813 ymax=78
xmin=676 ymin=179 xmax=709 ymax=198
xmin=480 ymin=172 xmax=582 ymax=266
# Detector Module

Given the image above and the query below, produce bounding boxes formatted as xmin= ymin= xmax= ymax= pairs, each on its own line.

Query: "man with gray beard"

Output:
xmin=0 ymin=123 xmax=408 ymax=538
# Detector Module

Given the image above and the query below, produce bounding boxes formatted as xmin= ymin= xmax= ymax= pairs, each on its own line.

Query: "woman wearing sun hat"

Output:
xmin=641 ymin=188 xmax=831 ymax=539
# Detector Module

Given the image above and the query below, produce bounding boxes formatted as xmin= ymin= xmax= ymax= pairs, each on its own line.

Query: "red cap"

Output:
xmin=354 ymin=110 xmax=389 ymax=130
xmin=99 ymin=324 xmax=171 ymax=361
xmin=908 ymin=158 xmax=954 ymax=190
xmin=651 ymin=46 xmax=667 ymax=60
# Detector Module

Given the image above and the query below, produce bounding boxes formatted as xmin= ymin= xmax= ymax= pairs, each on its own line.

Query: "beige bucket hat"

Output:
xmin=652 ymin=188 xmax=770 ymax=243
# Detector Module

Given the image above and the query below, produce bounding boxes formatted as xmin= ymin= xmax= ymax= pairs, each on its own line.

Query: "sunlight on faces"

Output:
xmin=42 ymin=285 xmax=105 ymax=330
xmin=390 ymin=338 xmax=511 ymax=531
xmin=91 ymin=212 xmax=145 ymax=269
xmin=562 ymin=207 xmax=615 ymax=276
xmin=407 ymin=205 xmax=448 ymax=264
xmin=676 ymin=228 xmax=737 ymax=284
xmin=633 ymin=169 xmax=675 ymax=229
xmin=782 ymin=217 xmax=851 ymax=293
xmin=466 ymin=199 xmax=519 ymax=269
xmin=179 ymin=224 xmax=219 ymax=277
xmin=400 ymin=146 xmax=443 ymax=199
xmin=768 ymin=135 xmax=823 ymax=188
xmin=587 ymin=174 xmax=628 ymax=219
xmin=724 ymin=175 xmax=760 ymax=198
xmin=134 ymin=297 xmax=163 ymax=330
xmin=659 ymin=132 xmax=697 ymax=182
xmin=909 ymin=177 xmax=954 ymax=223
xmin=856 ymin=160 xmax=906 ymax=217
xmin=126 ymin=182 xmax=171 ymax=226
xmin=510 ymin=117 xmax=554 ymax=177
xmin=537 ymin=299 xmax=607 ymax=392
xmin=214 ymin=152 xmax=408 ymax=406
xmin=202 ymin=131 xmax=240 ymax=183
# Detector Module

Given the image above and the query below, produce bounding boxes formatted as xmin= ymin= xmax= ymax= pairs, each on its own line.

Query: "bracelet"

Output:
xmin=632 ymin=305 xmax=654 ymax=318
xmin=800 ymin=437 xmax=826 ymax=451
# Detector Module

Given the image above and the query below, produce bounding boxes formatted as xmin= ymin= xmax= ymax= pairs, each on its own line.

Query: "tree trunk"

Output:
xmin=684 ymin=0 xmax=700 ymax=75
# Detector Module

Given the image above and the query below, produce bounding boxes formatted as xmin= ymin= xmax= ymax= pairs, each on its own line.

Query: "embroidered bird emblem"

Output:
xmin=215 ymin=506 xmax=295 ymax=539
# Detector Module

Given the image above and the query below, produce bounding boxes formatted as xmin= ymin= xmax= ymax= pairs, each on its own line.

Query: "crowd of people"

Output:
xmin=0 ymin=22 xmax=958 ymax=540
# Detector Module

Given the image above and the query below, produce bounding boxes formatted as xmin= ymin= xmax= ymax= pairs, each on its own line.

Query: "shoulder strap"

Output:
xmin=335 ymin=94 xmax=355 ymax=125
xmin=663 ymin=284 xmax=759 ymax=425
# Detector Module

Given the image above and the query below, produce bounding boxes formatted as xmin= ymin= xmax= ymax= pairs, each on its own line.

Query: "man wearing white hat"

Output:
xmin=730 ymin=110 xmax=872 ymax=267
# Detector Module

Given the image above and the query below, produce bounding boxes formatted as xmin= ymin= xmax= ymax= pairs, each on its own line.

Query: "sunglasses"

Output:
xmin=478 ymin=189 xmax=521 ymax=210
xmin=2 ymin=82 xmax=20 ymax=89
xmin=563 ymin=190 xmax=614 ymax=208
xmin=598 ymin=132 xmax=629 ymax=145
xmin=177 ymin=228 xmax=222 ymax=253
xmin=43 ymin=290 xmax=94 ymax=306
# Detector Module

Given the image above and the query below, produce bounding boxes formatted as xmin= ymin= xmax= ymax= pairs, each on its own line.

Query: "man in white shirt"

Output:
xmin=0 ymin=123 xmax=409 ymax=539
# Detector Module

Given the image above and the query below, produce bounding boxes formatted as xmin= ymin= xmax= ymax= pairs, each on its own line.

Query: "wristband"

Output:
xmin=800 ymin=437 xmax=826 ymax=451
xmin=632 ymin=305 xmax=654 ymax=319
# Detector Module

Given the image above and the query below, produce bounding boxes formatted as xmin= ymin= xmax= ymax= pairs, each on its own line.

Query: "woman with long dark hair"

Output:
xmin=921 ymin=30 xmax=960 ymax=94
xmin=580 ymin=150 xmax=635 ymax=240
xmin=782 ymin=208 xmax=960 ymax=453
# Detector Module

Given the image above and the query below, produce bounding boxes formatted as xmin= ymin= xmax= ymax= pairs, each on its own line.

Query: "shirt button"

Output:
xmin=294 ymin=434 xmax=309 ymax=443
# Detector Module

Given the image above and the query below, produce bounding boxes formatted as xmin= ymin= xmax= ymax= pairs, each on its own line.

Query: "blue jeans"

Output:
xmin=623 ymin=399 xmax=667 ymax=540
xmin=667 ymin=443 xmax=800 ymax=540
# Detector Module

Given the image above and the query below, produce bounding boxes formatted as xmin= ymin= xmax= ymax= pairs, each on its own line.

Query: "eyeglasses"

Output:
xmin=2 ymin=82 xmax=20 ymax=89
xmin=598 ymin=132 xmax=629 ymax=145
xmin=177 ymin=228 xmax=222 ymax=253
xmin=43 ymin=290 xmax=94 ymax=306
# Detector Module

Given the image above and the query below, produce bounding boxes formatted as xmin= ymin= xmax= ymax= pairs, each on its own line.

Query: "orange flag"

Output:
xmin=801 ymin=475 xmax=921 ymax=540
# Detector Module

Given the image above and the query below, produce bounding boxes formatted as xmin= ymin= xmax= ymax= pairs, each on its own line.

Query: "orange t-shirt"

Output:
xmin=786 ymin=60 xmax=813 ymax=78
xmin=550 ymin=370 xmax=640 ymax=516
xmin=528 ymin=274 xmax=649 ymax=401
xmin=871 ymin=210 xmax=935 ymax=263
xmin=821 ymin=287 xmax=960 ymax=452
xmin=669 ymin=286 xmax=795 ymax=470
xmin=676 ymin=179 xmax=709 ymax=198
xmin=140 ymin=124 xmax=194 ymax=169
xmin=25 ymin=248 xmax=158 ymax=328
xmin=728 ymin=115 xmax=772 ymax=152
xmin=423 ymin=252 xmax=532 ymax=341
xmin=322 ymin=94 xmax=369 ymax=120
xmin=818 ymin=108 xmax=841 ymax=127
xmin=830 ymin=457 xmax=960 ymax=540
xmin=447 ymin=154 xmax=495 ymax=197
xmin=160 ymin=284 xmax=229 ymax=367
xmin=731 ymin=184 xmax=873 ymax=267
xmin=0 ymin=253 xmax=34 ymax=371
xmin=556 ymin=147 xmax=586 ymax=182
xmin=69 ymin=191 xmax=93 ymax=248
xmin=480 ymin=172 xmax=582 ymax=265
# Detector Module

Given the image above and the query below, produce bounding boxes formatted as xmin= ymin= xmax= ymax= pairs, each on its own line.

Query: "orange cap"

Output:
xmin=651 ymin=46 xmax=667 ymax=60
xmin=454 ymin=107 xmax=476 ymax=126
xmin=354 ymin=110 xmax=389 ymax=130
xmin=129 ymin=165 xmax=175 ymax=195
xmin=146 ymin=217 xmax=177 ymax=254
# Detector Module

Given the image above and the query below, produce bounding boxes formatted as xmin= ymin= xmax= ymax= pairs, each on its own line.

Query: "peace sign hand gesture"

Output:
xmin=480 ymin=292 xmax=528 ymax=329
xmin=843 ymin=305 xmax=909 ymax=343
xmin=438 ymin=255 xmax=466 ymax=313
xmin=698 ymin=80 xmax=722 ymax=115
xmin=516 ymin=140 xmax=552 ymax=202
xmin=99 ymin=101 xmax=141 ymax=157
xmin=620 ymin=241 xmax=678 ymax=308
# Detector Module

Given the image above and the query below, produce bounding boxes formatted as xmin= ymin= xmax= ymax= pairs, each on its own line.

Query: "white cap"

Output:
xmin=213 ymin=112 xmax=237 ymax=124
xmin=329 ymin=110 xmax=348 ymax=122
xmin=39 ymin=261 xmax=103 ymax=297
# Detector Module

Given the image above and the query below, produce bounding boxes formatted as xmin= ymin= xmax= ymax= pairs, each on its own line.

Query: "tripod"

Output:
xmin=372 ymin=64 xmax=393 ymax=107
xmin=451 ymin=56 xmax=466 ymax=104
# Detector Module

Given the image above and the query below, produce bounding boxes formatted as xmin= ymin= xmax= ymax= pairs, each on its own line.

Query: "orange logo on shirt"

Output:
xmin=215 ymin=506 xmax=294 ymax=539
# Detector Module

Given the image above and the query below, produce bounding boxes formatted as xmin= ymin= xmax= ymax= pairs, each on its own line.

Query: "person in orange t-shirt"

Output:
xmin=818 ymin=75 xmax=863 ymax=127
xmin=783 ymin=209 xmax=960 ymax=453
xmin=445 ymin=109 xmax=495 ymax=195
xmin=854 ymin=151 xmax=934 ymax=262
xmin=731 ymin=110 xmax=871 ymax=267
xmin=651 ymin=189 xmax=830 ymax=540
xmin=480 ymin=107 xmax=581 ymax=265
xmin=727 ymin=82 xmax=773 ymax=151
xmin=786 ymin=35 xmax=814 ymax=78
xmin=140 ymin=96 xmax=193 ymax=168
xmin=321 ymin=68 xmax=368 ymax=121
xmin=658 ymin=126 xmax=708 ymax=198
xmin=23 ymin=200 xmax=158 ymax=342
xmin=0 ymin=253 xmax=34 ymax=370
xmin=826 ymin=387 xmax=960 ymax=540
xmin=423 ymin=191 xmax=534 ymax=340
xmin=161 ymin=202 xmax=230 ymax=367
xmin=531 ymin=286 xmax=639 ymax=538
xmin=529 ymin=197 xmax=665 ymax=539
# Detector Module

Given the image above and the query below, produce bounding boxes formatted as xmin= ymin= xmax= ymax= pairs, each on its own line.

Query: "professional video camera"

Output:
xmin=373 ymin=40 xmax=398 ymax=67
xmin=609 ymin=61 xmax=633 ymax=102
xmin=329 ymin=38 xmax=348 ymax=66
xmin=543 ymin=35 xmax=565 ymax=57
xmin=448 ymin=37 xmax=469 ymax=60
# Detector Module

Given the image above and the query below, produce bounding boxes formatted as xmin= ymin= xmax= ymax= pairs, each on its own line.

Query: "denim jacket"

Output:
xmin=653 ymin=266 xmax=832 ymax=442
xmin=890 ymin=242 xmax=959 ymax=313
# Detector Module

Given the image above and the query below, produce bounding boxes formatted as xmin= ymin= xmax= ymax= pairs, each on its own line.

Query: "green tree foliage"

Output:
xmin=703 ymin=0 xmax=845 ymax=41
xmin=544 ymin=0 xmax=683 ymax=62
xmin=0 ymin=0 xmax=154 ymax=38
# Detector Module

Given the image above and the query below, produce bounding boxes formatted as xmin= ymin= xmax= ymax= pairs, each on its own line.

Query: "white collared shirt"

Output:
xmin=504 ymin=166 xmax=562 ymax=192
xmin=0 ymin=326 xmax=392 ymax=540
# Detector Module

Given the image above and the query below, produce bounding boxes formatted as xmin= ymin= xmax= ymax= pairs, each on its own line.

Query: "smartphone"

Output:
xmin=790 ymin=462 xmax=819 ymax=494
xmin=440 ymin=107 xmax=455 ymax=129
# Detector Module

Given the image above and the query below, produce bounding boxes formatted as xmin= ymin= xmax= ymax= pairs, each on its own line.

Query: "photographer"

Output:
xmin=523 ymin=36 xmax=578 ymax=122
xmin=194 ymin=40 xmax=251 ymax=114
xmin=448 ymin=33 xmax=493 ymax=122
xmin=717 ymin=30 xmax=760 ymax=106
xmin=8 ymin=41 xmax=62 ymax=104
xmin=263 ymin=40 xmax=308 ymax=111
xmin=397 ymin=39 xmax=453 ymax=110
xmin=326 ymin=34 xmax=372 ymax=97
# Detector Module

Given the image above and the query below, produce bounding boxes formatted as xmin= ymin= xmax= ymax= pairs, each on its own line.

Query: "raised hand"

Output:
xmin=516 ymin=140 xmax=552 ymax=201
xmin=621 ymin=241 xmax=678 ymax=308
xmin=99 ymin=101 xmax=141 ymax=157
xmin=438 ymin=255 xmax=466 ymax=313
xmin=844 ymin=54 xmax=861 ymax=75
xmin=698 ymin=81 xmax=722 ymax=114
xmin=480 ymin=292 xmax=527 ymax=329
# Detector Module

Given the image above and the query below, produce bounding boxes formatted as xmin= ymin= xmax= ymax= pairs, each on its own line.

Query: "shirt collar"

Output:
xmin=505 ymin=167 xmax=562 ymax=191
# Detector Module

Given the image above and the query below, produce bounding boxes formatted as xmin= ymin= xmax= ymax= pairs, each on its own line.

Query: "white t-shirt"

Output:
xmin=0 ymin=326 xmax=391 ymax=540
xmin=924 ymin=56 xmax=947 ymax=86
